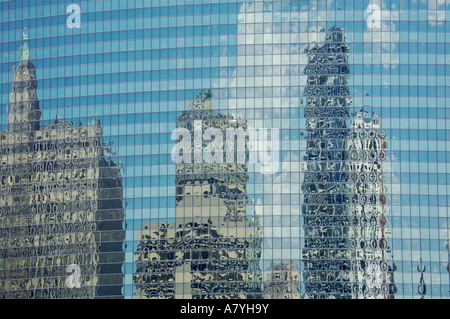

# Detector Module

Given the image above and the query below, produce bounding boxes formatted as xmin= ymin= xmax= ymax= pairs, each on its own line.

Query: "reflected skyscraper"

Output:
xmin=133 ymin=91 xmax=262 ymax=299
xmin=347 ymin=108 xmax=396 ymax=298
xmin=0 ymin=0 xmax=448 ymax=300
xmin=302 ymin=27 xmax=395 ymax=299
xmin=0 ymin=39 xmax=125 ymax=298
xmin=264 ymin=262 xmax=300 ymax=299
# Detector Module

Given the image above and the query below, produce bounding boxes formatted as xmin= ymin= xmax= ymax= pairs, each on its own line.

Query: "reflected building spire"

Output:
xmin=8 ymin=29 xmax=41 ymax=133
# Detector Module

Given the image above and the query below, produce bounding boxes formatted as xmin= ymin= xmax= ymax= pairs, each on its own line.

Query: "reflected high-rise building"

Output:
xmin=302 ymin=26 xmax=353 ymax=299
xmin=301 ymin=27 xmax=395 ymax=299
xmin=0 ymin=39 xmax=125 ymax=298
xmin=264 ymin=262 xmax=300 ymax=299
xmin=347 ymin=108 xmax=396 ymax=298
xmin=133 ymin=91 xmax=262 ymax=299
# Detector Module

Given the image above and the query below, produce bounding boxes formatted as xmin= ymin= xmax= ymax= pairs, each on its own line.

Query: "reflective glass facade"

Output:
xmin=0 ymin=0 xmax=449 ymax=299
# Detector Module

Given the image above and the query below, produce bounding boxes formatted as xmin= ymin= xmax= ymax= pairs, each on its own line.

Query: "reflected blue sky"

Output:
xmin=0 ymin=0 xmax=449 ymax=298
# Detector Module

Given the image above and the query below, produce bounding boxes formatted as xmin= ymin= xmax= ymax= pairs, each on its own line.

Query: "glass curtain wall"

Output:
xmin=0 ymin=0 xmax=449 ymax=299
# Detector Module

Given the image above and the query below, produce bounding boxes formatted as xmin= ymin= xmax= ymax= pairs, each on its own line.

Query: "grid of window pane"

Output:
xmin=0 ymin=0 xmax=449 ymax=299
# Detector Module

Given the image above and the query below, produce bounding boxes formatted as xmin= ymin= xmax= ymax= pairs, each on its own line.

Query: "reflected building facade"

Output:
xmin=302 ymin=27 xmax=395 ymax=299
xmin=0 ymin=0 xmax=449 ymax=300
xmin=347 ymin=108 xmax=396 ymax=298
xmin=133 ymin=92 xmax=262 ymax=299
xmin=0 ymin=41 xmax=125 ymax=298
xmin=264 ymin=262 xmax=300 ymax=299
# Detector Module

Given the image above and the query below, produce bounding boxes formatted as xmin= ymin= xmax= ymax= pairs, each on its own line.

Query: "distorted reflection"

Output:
xmin=264 ymin=262 xmax=301 ymax=299
xmin=302 ymin=27 xmax=396 ymax=299
xmin=133 ymin=91 xmax=263 ymax=299
xmin=0 ymin=39 xmax=125 ymax=299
